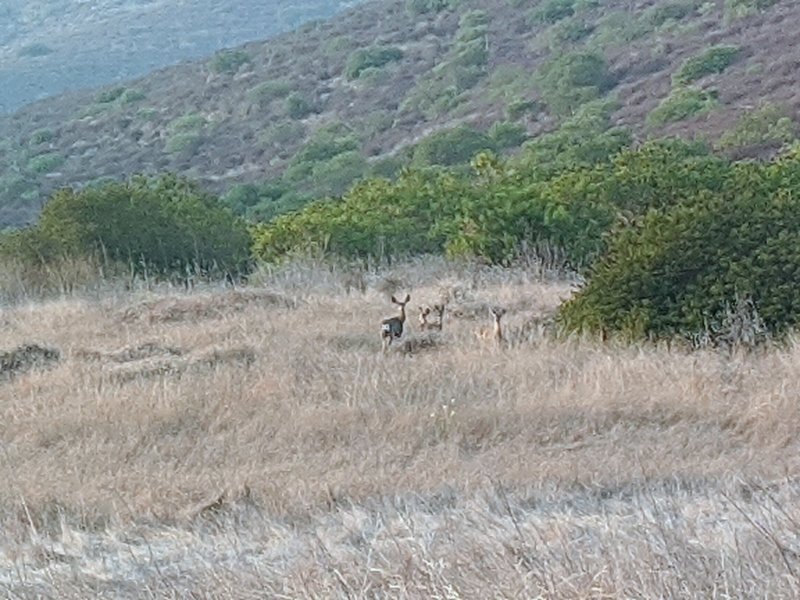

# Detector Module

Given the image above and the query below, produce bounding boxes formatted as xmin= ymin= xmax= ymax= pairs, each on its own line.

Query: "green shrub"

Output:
xmin=547 ymin=18 xmax=594 ymax=47
xmin=406 ymin=0 xmax=451 ymax=14
xmin=290 ymin=125 xmax=359 ymax=165
xmin=96 ymin=87 xmax=127 ymax=104
xmin=136 ymin=108 xmax=158 ymax=121
xmin=168 ymin=113 xmax=206 ymax=133
xmin=10 ymin=174 xmax=251 ymax=277
xmin=718 ymin=104 xmax=798 ymax=150
xmin=249 ymin=190 xmax=313 ymax=222
xmin=308 ymin=150 xmax=369 ymax=197
xmin=532 ymin=0 xmax=575 ymax=24
xmin=647 ymin=0 xmax=697 ymax=26
xmin=325 ymin=35 xmax=355 ymax=54
xmin=344 ymin=46 xmax=403 ymax=79
xmin=252 ymin=172 xmax=460 ymax=262
xmin=537 ymin=50 xmax=616 ymax=116
xmin=450 ymin=38 xmax=488 ymax=69
xmin=209 ymin=49 xmax=251 ymax=74
xmin=559 ymin=149 xmax=800 ymax=340
xmin=260 ymin=121 xmax=307 ymax=152
xmin=250 ymin=136 xmax=726 ymax=268
xmin=489 ymin=121 xmax=529 ymax=149
xmin=673 ymin=45 xmax=740 ymax=85
xmin=647 ymin=87 xmax=718 ymax=125
xmin=30 ymin=129 xmax=55 ymax=145
xmin=248 ymin=81 xmax=292 ymax=107
xmin=411 ymin=126 xmax=496 ymax=168
xmin=286 ymin=93 xmax=315 ymax=119
xmin=165 ymin=132 xmax=203 ymax=155
xmin=27 ymin=153 xmax=64 ymax=174
xmin=517 ymin=101 xmax=631 ymax=174
xmin=121 ymin=89 xmax=146 ymax=104
xmin=725 ymin=0 xmax=779 ymax=19
xmin=507 ymin=98 xmax=542 ymax=120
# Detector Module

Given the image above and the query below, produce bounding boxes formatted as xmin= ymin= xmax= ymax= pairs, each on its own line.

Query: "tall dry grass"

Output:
xmin=1 ymin=257 xmax=800 ymax=598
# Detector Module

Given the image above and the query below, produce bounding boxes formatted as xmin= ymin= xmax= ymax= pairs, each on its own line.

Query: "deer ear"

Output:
xmin=391 ymin=295 xmax=398 ymax=303
xmin=404 ymin=294 xmax=411 ymax=303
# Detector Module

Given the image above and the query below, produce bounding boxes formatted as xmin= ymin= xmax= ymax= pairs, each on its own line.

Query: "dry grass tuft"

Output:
xmin=0 ymin=343 xmax=60 ymax=380
xmin=1 ymin=259 xmax=800 ymax=597
xmin=119 ymin=288 xmax=294 ymax=324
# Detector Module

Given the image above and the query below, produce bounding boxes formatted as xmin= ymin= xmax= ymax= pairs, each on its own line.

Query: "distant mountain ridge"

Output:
xmin=0 ymin=0 xmax=357 ymax=113
xmin=0 ymin=0 xmax=797 ymax=228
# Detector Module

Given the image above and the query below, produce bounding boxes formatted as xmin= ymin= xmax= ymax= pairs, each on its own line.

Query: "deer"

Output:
xmin=381 ymin=294 xmax=411 ymax=352
xmin=476 ymin=306 xmax=507 ymax=345
xmin=418 ymin=303 xmax=446 ymax=331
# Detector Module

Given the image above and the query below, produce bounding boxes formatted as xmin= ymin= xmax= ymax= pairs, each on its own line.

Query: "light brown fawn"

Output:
xmin=418 ymin=303 xmax=446 ymax=331
xmin=381 ymin=294 xmax=411 ymax=351
xmin=476 ymin=306 xmax=507 ymax=344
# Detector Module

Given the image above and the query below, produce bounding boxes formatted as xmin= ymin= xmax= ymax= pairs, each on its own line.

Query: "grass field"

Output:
xmin=1 ymin=258 xmax=800 ymax=598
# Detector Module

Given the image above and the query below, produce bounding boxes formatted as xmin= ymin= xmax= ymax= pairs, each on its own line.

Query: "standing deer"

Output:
xmin=381 ymin=294 xmax=411 ymax=351
xmin=477 ymin=306 xmax=507 ymax=345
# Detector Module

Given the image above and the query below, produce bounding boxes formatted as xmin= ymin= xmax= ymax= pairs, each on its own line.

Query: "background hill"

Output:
xmin=0 ymin=0 xmax=357 ymax=113
xmin=0 ymin=0 xmax=797 ymax=227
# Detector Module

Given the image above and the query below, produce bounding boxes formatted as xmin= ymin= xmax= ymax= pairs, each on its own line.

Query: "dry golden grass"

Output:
xmin=2 ymin=258 xmax=800 ymax=598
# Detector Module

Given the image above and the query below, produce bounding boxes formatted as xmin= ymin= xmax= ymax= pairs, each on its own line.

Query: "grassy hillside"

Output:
xmin=0 ymin=0 xmax=797 ymax=227
xmin=2 ymin=259 xmax=800 ymax=596
xmin=0 ymin=0 xmax=357 ymax=114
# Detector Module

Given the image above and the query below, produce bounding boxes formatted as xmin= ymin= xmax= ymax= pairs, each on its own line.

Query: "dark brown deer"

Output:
xmin=381 ymin=294 xmax=411 ymax=351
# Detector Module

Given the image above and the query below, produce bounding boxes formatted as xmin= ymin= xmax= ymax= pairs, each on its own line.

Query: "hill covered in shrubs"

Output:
xmin=0 ymin=0 xmax=798 ymax=227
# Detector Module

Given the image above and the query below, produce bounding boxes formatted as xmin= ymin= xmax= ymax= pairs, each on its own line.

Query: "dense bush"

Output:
xmin=647 ymin=0 xmax=697 ymax=26
xmin=647 ymin=87 xmax=717 ymax=125
xmin=559 ymin=147 xmax=800 ymax=339
xmin=1 ymin=174 xmax=251 ymax=277
xmin=209 ymin=50 xmax=251 ymax=74
xmin=515 ymin=101 xmax=631 ymax=175
xmin=248 ymin=80 xmax=292 ymax=107
xmin=725 ymin=0 xmax=779 ymax=20
xmin=251 ymin=133 xmax=722 ymax=268
xmin=406 ymin=0 xmax=452 ymax=14
xmin=673 ymin=45 xmax=740 ymax=85
xmin=96 ymin=87 xmax=127 ymax=104
xmin=286 ymin=93 xmax=315 ymax=119
xmin=27 ymin=153 xmax=65 ymax=174
xmin=344 ymin=46 xmax=403 ymax=80
xmin=30 ymin=129 xmax=55 ymax=145
xmin=489 ymin=121 xmax=529 ymax=149
xmin=532 ymin=0 xmax=575 ymax=24
xmin=252 ymin=172 xmax=463 ymax=261
xmin=718 ymin=104 xmax=797 ymax=150
xmin=411 ymin=126 xmax=496 ymax=168
xmin=537 ymin=50 xmax=616 ymax=116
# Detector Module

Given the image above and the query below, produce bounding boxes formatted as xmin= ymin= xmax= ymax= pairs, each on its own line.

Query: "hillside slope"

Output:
xmin=0 ymin=0 xmax=357 ymax=114
xmin=0 ymin=0 xmax=797 ymax=227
